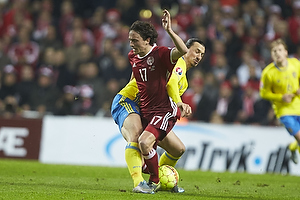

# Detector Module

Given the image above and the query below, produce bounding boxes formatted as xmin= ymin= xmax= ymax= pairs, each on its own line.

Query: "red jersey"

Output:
xmin=129 ymin=45 xmax=180 ymax=133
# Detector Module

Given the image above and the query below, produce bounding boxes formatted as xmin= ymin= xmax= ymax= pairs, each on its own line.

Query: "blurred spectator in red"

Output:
xmin=7 ymin=27 xmax=40 ymax=67
xmin=221 ymin=5 xmax=237 ymax=29
xmin=210 ymin=39 xmax=226 ymax=67
xmin=245 ymin=64 xmax=260 ymax=92
xmin=220 ymin=0 xmax=239 ymax=7
xmin=236 ymin=82 xmax=259 ymax=124
xmin=2 ymin=0 xmax=31 ymax=38
xmin=100 ymin=8 xmax=121 ymax=40
xmin=288 ymin=0 xmax=300 ymax=44
xmin=175 ymin=0 xmax=193 ymax=33
xmin=63 ymin=16 xmax=95 ymax=48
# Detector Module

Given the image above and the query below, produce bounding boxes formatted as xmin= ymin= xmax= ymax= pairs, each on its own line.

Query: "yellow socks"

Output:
xmin=159 ymin=151 xmax=181 ymax=167
xmin=289 ymin=140 xmax=299 ymax=152
xmin=125 ymin=142 xmax=144 ymax=187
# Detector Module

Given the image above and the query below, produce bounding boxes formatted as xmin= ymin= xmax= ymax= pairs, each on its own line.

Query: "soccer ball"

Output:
xmin=158 ymin=165 xmax=179 ymax=190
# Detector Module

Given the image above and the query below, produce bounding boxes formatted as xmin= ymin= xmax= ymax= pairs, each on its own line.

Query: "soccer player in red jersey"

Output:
xmin=128 ymin=9 xmax=188 ymax=191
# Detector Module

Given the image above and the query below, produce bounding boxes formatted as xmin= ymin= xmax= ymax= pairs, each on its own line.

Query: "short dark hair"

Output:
xmin=185 ymin=38 xmax=205 ymax=49
xmin=129 ymin=21 xmax=158 ymax=46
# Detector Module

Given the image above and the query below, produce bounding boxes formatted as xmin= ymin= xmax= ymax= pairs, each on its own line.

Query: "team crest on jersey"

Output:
xmin=175 ymin=67 xmax=183 ymax=75
xmin=147 ymin=56 xmax=154 ymax=65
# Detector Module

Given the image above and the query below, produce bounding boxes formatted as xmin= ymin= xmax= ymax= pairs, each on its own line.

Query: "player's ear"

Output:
xmin=145 ymin=37 xmax=151 ymax=45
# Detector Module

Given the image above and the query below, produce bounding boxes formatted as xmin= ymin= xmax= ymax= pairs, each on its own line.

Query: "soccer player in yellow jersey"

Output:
xmin=111 ymin=38 xmax=205 ymax=193
xmin=260 ymin=38 xmax=300 ymax=165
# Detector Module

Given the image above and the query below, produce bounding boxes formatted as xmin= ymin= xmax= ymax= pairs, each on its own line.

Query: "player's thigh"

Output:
xmin=122 ymin=113 xmax=143 ymax=142
xmin=158 ymin=130 xmax=185 ymax=157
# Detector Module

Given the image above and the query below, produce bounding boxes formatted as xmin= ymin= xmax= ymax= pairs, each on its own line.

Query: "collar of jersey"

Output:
xmin=274 ymin=60 xmax=289 ymax=71
xmin=137 ymin=44 xmax=157 ymax=59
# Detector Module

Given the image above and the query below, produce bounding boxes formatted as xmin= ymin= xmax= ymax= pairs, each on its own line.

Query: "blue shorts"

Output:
xmin=111 ymin=94 xmax=140 ymax=131
xmin=279 ymin=116 xmax=300 ymax=136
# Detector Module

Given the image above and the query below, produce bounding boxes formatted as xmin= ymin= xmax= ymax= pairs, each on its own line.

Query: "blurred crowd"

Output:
xmin=0 ymin=0 xmax=299 ymax=126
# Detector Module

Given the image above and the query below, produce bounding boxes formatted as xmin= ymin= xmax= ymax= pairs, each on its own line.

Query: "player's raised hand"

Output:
xmin=162 ymin=9 xmax=171 ymax=32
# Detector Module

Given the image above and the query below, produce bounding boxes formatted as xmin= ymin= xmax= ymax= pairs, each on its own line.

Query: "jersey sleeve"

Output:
xmin=158 ymin=46 xmax=176 ymax=72
xmin=167 ymin=72 xmax=182 ymax=104
xmin=166 ymin=58 xmax=186 ymax=104
xmin=259 ymin=68 xmax=283 ymax=102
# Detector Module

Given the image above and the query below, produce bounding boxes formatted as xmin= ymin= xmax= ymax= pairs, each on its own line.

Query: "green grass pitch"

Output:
xmin=0 ymin=159 xmax=299 ymax=200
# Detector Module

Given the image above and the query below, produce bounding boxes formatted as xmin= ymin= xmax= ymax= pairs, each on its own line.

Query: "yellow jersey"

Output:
xmin=260 ymin=57 xmax=300 ymax=118
xmin=118 ymin=57 xmax=188 ymax=104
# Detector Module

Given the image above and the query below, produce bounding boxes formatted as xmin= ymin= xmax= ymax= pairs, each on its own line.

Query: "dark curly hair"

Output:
xmin=129 ymin=21 xmax=158 ymax=46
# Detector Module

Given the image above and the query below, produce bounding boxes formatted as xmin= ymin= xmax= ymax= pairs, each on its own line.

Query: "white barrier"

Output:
xmin=39 ymin=116 xmax=300 ymax=176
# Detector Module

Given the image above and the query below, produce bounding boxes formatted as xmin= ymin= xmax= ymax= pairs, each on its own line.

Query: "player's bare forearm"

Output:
xmin=169 ymin=30 xmax=188 ymax=60
xmin=161 ymin=9 xmax=187 ymax=60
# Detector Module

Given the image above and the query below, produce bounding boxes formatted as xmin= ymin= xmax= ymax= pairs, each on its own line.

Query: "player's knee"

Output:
xmin=138 ymin=138 xmax=148 ymax=154
xmin=174 ymin=145 xmax=186 ymax=157
xmin=169 ymin=145 xmax=185 ymax=157
xmin=138 ymin=134 xmax=154 ymax=154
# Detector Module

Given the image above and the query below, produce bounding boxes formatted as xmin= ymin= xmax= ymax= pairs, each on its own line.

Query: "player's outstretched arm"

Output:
xmin=161 ymin=9 xmax=187 ymax=61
